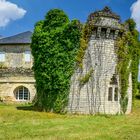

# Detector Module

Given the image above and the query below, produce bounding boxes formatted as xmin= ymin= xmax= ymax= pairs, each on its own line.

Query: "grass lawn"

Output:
xmin=0 ymin=100 xmax=140 ymax=140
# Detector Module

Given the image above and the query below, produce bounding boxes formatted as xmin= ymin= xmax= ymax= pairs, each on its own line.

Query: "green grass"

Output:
xmin=0 ymin=100 xmax=140 ymax=140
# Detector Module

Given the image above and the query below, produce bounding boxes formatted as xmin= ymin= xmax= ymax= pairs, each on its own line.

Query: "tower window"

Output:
xmin=114 ymin=87 xmax=118 ymax=101
xmin=108 ymin=87 xmax=113 ymax=101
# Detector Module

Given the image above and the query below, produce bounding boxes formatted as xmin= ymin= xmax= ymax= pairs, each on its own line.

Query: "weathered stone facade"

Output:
xmin=0 ymin=31 xmax=36 ymax=103
xmin=0 ymin=7 xmax=132 ymax=114
xmin=68 ymin=7 xmax=132 ymax=114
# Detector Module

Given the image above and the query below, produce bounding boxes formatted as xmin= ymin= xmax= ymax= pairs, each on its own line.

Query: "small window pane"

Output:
xmin=19 ymin=92 xmax=23 ymax=99
xmin=108 ymin=87 xmax=112 ymax=101
xmin=114 ymin=88 xmax=118 ymax=101
xmin=24 ymin=92 xmax=29 ymax=100
xmin=24 ymin=89 xmax=28 ymax=93
xmin=0 ymin=52 xmax=5 ymax=62
xmin=25 ymin=51 xmax=31 ymax=62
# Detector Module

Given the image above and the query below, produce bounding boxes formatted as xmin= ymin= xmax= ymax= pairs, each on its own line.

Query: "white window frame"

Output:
xmin=15 ymin=86 xmax=30 ymax=101
xmin=24 ymin=51 xmax=31 ymax=62
xmin=0 ymin=52 xmax=5 ymax=62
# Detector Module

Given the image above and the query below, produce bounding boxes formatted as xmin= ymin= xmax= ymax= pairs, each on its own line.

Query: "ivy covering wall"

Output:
xmin=31 ymin=9 xmax=81 ymax=113
xmin=31 ymin=8 xmax=140 ymax=113
xmin=117 ymin=19 xmax=140 ymax=112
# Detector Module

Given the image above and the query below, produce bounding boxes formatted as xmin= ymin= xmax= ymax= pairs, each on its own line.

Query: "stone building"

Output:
xmin=0 ymin=7 xmax=132 ymax=114
xmin=68 ymin=7 xmax=132 ymax=114
xmin=0 ymin=31 xmax=36 ymax=103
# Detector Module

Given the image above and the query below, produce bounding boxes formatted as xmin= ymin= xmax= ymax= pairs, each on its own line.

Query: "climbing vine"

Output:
xmin=31 ymin=9 xmax=81 ymax=113
xmin=31 ymin=8 xmax=140 ymax=114
xmin=76 ymin=23 xmax=94 ymax=69
xmin=79 ymin=68 xmax=93 ymax=86
xmin=116 ymin=19 xmax=140 ymax=112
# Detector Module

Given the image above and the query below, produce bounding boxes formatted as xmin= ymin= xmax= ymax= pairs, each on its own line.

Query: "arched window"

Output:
xmin=14 ymin=86 xmax=30 ymax=101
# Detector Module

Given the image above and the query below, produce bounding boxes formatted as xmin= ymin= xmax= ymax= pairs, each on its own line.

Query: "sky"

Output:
xmin=0 ymin=0 xmax=140 ymax=37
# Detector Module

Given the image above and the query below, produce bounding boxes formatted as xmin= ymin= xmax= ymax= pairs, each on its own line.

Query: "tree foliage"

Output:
xmin=31 ymin=9 xmax=81 ymax=113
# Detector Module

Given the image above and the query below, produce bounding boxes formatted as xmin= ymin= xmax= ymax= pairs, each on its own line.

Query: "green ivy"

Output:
xmin=116 ymin=19 xmax=140 ymax=113
xmin=31 ymin=9 xmax=81 ymax=113
xmin=79 ymin=68 xmax=93 ymax=86
xmin=76 ymin=23 xmax=94 ymax=69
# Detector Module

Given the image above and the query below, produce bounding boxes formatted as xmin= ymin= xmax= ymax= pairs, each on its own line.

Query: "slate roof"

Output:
xmin=0 ymin=31 xmax=32 ymax=44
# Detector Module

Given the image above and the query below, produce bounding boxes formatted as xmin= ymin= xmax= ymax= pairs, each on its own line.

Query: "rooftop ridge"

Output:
xmin=0 ymin=31 xmax=32 ymax=44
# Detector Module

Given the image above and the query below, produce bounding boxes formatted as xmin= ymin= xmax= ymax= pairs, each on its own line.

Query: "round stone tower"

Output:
xmin=88 ymin=6 xmax=122 ymax=40
xmin=68 ymin=7 xmax=132 ymax=114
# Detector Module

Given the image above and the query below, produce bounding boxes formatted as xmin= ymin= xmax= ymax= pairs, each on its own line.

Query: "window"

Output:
xmin=114 ymin=87 xmax=118 ymax=101
xmin=15 ymin=86 xmax=30 ymax=101
xmin=108 ymin=87 xmax=113 ymax=101
xmin=24 ymin=51 xmax=31 ymax=62
xmin=0 ymin=52 xmax=5 ymax=62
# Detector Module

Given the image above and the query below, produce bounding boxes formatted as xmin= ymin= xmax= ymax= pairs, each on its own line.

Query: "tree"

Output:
xmin=31 ymin=9 xmax=81 ymax=113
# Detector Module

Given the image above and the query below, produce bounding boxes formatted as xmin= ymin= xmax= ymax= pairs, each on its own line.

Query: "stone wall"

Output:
xmin=0 ymin=44 xmax=33 ymax=68
xmin=0 ymin=76 xmax=36 ymax=103
xmin=68 ymin=39 xmax=121 ymax=114
xmin=0 ymin=44 xmax=36 ymax=103
xmin=68 ymin=7 xmax=132 ymax=115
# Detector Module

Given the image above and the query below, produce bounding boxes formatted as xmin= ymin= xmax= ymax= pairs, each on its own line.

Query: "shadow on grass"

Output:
xmin=17 ymin=105 xmax=33 ymax=111
xmin=16 ymin=105 xmax=42 ymax=112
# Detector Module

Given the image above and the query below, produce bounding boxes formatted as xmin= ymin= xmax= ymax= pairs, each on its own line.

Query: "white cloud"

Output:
xmin=0 ymin=0 xmax=26 ymax=27
xmin=131 ymin=0 xmax=140 ymax=31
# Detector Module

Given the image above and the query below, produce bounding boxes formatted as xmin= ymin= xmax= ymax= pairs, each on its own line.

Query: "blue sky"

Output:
xmin=0 ymin=0 xmax=139 ymax=37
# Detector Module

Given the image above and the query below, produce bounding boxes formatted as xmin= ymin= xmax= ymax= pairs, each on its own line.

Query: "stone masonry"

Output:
xmin=68 ymin=7 xmax=132 ymax=114
xmin=0 ymin=31 xmax=36 ymax=103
